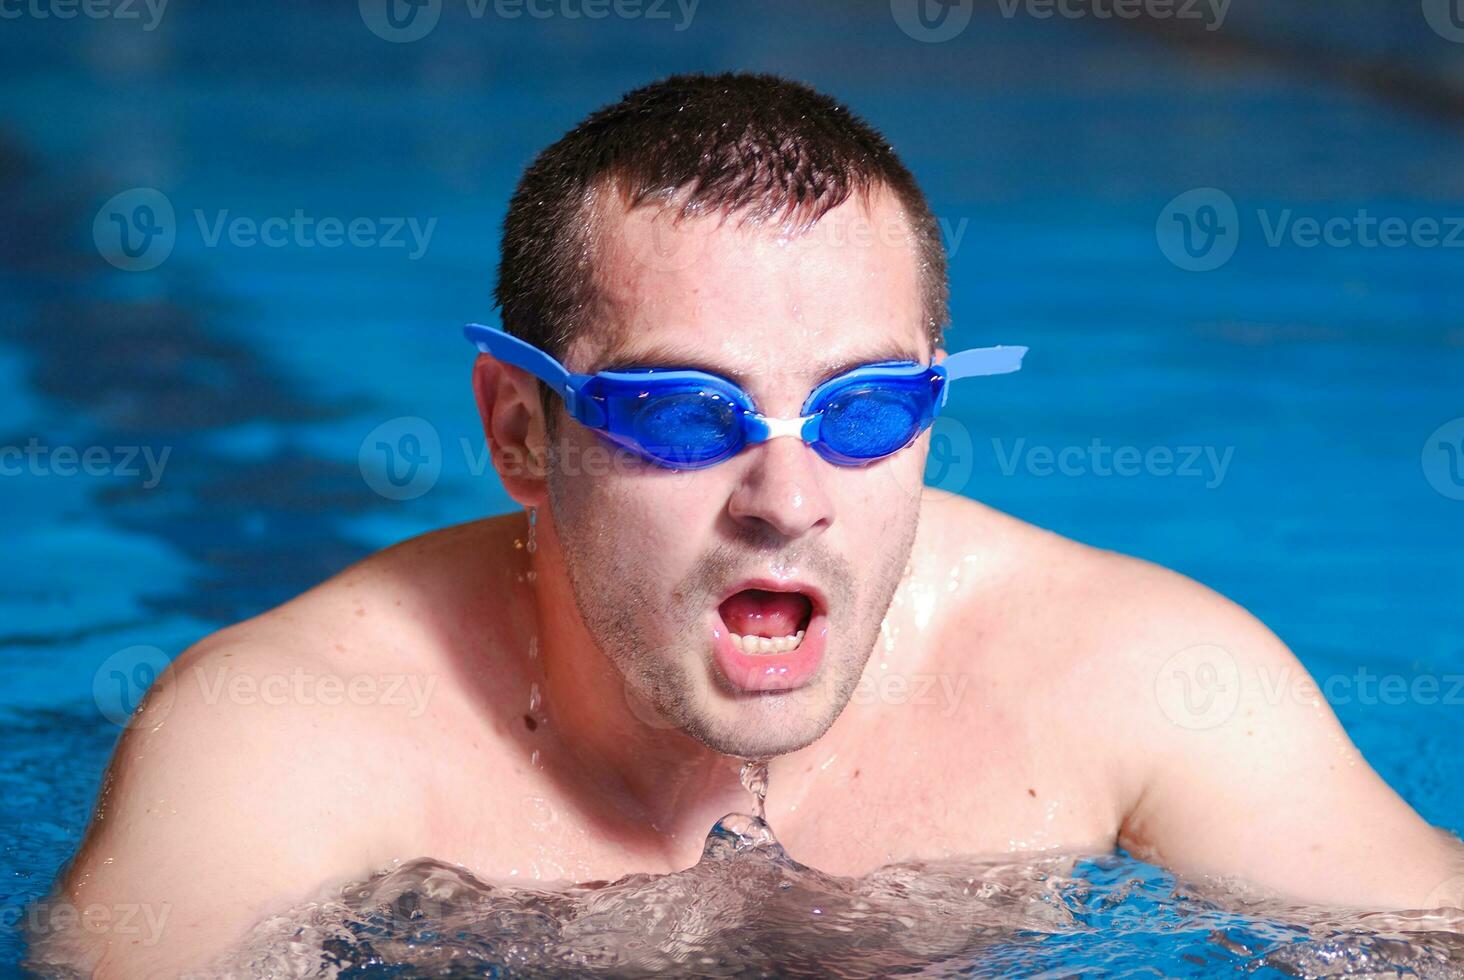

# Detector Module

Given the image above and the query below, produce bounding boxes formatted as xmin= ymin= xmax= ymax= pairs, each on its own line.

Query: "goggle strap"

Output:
xmin=941 ymin=345 xmax=1029 ymax=381
xmin=464 ymin=323 xmax=574 ymax=390
xmin=465 ymin=323 xmax=607 ymax=423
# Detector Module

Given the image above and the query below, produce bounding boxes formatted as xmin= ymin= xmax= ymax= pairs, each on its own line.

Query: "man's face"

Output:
xmin=545 ymin=188 xmax=931 ymax=759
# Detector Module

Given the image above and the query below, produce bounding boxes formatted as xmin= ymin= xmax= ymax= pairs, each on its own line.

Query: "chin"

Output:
xmin=678 ymin=690 xmax=844 ymax=759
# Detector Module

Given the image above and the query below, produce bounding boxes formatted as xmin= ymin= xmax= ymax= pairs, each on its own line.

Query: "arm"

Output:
xmin=1113 ymin=564 xmax=1464 ymax=911
xmin=43 ymin=641 xmax=389 ymax=977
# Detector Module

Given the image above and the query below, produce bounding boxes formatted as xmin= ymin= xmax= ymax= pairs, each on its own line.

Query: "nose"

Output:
xmin=725 ymin=435 xmax=835 ymax=540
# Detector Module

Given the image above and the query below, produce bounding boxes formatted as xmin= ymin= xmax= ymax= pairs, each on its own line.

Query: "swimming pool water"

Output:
xmin=2 ymin=2 xmax=1462 ymax=974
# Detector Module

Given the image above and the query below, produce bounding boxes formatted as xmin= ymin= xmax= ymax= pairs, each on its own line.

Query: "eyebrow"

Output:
xmin=590 ymin=339 xmax=929 ymax=386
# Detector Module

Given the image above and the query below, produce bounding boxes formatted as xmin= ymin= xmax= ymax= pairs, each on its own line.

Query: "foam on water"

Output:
xmin=190 ymin=815 xmax=1464 ymax=979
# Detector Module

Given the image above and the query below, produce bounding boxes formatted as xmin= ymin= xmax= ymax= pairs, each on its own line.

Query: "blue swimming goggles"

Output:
xmin=465 ymin=323 xmax=1027 ymax=470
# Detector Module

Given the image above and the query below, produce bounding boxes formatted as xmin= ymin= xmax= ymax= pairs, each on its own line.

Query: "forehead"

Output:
xmin=568 ymin=186 xmax=929 ymax=381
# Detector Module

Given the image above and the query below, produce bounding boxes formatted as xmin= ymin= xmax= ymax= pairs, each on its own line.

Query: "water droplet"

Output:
xmin=739 ymin=759 xmax=769 ymax=821
xmin=524 ymin=796 xmax=556 ymax=828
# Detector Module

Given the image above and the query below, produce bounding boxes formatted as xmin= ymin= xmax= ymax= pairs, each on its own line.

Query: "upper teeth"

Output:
xmin=730 ymin=630 xmax=806 ymax=654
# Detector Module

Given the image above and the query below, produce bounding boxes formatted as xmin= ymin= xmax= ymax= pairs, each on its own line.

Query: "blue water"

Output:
xmin=2 ymin=2 xmax=1462 ymax=975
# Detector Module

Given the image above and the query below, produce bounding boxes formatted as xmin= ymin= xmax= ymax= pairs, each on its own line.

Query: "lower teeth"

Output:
xmin=730 ymin=630 xmax=806 ymax=654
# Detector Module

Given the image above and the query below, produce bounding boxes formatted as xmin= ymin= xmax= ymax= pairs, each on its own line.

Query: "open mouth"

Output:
xmin=718 ymin=589 xmax=813 ymax=654
xmin=711 ymin=584 xmax=826 ymax=693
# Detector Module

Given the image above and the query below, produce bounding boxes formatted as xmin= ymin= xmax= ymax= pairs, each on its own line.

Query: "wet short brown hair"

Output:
xmin=493 ymin=72 xmax=949 ymax=416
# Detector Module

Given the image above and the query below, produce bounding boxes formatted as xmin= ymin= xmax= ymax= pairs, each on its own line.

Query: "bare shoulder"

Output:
xmin=911 ymin=492 xmax=1464 ymax=907
xmin=52 ymin=632 xmax=407 ymax=974
xmin=915 ymin=489 xmax=1313 ymax=775
xmin=916 ymin=488 xmax=1271 ymax=647
xmin=919 ymin=489 xmax=1288 ymax=656
xmin=52 ymin=515 xmax=534 ymax=975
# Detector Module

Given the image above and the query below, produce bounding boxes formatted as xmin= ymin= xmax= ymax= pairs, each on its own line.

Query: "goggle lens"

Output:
xmin=632 ymin=390 xmax=742 ymax=468
xmin=815 ymin=384 xmax=926 ymax=462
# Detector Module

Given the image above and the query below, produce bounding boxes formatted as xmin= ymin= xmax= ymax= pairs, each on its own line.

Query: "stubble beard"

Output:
xmin=547 ymin=463 xmax=923 ymax=759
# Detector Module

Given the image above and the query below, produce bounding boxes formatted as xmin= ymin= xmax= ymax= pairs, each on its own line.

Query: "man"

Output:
xmin=54 ymin=73 xmax=1461 ymax=976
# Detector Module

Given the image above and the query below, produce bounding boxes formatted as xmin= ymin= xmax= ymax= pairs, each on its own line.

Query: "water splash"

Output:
xmin=191 ymin=821 xmax=1464 ymax=979
xmin=739 ymin=759 xmax=768 ymax=821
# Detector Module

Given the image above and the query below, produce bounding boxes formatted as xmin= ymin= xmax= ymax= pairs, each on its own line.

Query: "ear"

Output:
xmin=472 ymin=354 xmax=549 ymax=507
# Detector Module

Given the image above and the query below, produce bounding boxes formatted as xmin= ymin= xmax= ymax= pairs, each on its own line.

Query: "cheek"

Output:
xmin=829 ymin=454 xmax=926 ymax=560
xmin=841 ymin=445 xmax=928 ymax=515
xmin=549 ymin=430 xmax=729 ymax=556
